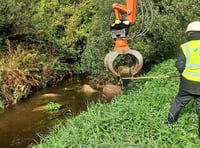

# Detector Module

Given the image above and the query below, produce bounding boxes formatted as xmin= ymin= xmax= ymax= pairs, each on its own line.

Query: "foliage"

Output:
xmin=0 ymin=0 xmax=199 ymax=146
xmin=81 ymin=0 xmax=200 ymax=79
xmin=0 ymin=1 xmax=24 ymax=51
xmin=0 ymin=0 xmax=35 ymax=37
xmin=0 ymin=47 xmax=69 ymax=105
xmin=31 ymin=0 xmax=96 ymax=66
xmin=1 ymin=0 xmax=200 ymax=79
xmin=80 ymin=0 xmax=115 ymax=80
xmin=133 ymin=0 xmax=200 ymax=64
xmin=0 ymin=0 xmax=200 ymax=106
xmin=0 ymin=0 xmax=84 ymax=107
xmin=44 ymin=102 xmax=62 ymax=113
xmin=31 ymin=59 xmax=200 ymax=147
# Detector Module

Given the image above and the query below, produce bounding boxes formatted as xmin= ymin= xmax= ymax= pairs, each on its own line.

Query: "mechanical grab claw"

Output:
xmin=104 ymin=0 xmax=143 ymax=77
xmin=104 ymin=38 xmax=143 ymax=77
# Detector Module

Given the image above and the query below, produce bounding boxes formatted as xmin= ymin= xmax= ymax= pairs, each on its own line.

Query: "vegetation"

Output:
xmin=31 ymin=59 xmax=200 ymax=147
xmin=44 ymin=102 xmax=62 ymax=113
xmin=0 ymin=0 xmax=199 ymax=106
xmin=0 ymin=0 xmax=200 ymax=146
xmin=0 ymin=48 xmax=69 ymax=106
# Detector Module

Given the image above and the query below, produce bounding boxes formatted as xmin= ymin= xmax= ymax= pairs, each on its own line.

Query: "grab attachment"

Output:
xmin=104 ymin=0 xmax=153 ymax=77
xmin=104 ymin=38 xmax=143 ymax=77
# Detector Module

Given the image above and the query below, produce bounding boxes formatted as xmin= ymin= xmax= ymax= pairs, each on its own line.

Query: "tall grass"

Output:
xmin=0 ymin=48 xmax=69 ymax=106
xmin=31 ymin=59 xmax=200 ymax=148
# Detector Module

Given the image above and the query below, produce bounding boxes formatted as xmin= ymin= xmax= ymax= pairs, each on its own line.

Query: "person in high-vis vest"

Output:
xmin=165 ymin=21 xmax=200 ymax=136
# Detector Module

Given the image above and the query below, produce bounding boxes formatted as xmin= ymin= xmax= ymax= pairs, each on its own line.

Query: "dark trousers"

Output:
xmin=168 ymin=89 xmax=200 ymax=136
xmin=169 ymin=89 xmax=200 ymax=120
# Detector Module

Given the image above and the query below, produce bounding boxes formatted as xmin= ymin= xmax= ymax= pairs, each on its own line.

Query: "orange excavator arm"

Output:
xmin=105 ymin=0 xmax=153 ymax=77
xmin=105 ymin=0 xmax=143 ymax=77
xmin=112 ymin=0 xmax=137 ymax=25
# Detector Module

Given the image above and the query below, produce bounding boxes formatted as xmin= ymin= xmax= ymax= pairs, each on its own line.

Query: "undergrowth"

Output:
xmin=0 ymin=48 xmax=69 ymax=106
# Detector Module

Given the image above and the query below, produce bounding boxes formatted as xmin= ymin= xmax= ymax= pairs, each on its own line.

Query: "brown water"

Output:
xmin=0 ymin=76 xmax=101 ymax=148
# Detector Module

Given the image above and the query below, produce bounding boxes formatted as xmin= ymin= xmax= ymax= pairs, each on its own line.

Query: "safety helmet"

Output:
xmin=186 ymin=21 xmax=200 ymax=32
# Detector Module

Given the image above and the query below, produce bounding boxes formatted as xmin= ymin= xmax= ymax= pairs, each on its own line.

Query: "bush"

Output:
xmin=0 ymin=48 xmax=69 ymax=105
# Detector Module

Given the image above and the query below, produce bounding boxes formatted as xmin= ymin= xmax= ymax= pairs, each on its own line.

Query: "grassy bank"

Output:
xmin=31 ymin=59 xmax=200 ymax=147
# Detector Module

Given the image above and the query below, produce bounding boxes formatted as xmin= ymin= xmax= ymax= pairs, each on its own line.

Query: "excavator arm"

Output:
xmin=113 ymin=0 xmax=137 ymax=25
xmin=105 ymin=0 xmax=143 ymax=77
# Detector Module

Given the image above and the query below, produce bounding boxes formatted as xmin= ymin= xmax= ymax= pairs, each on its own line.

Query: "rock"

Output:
xmin=88 ymin=79 xmax=105 ymax=90
xmin=88 ymin=80 xmax=97 ymax=89
xmin=102 ymin=84 xmax=122 ymax=101
xmin=41 ymin=93 xmax=61 ymax=97
xmin=81 ymin=84 xmax=98 ymax=94
xmin=32 ymin=105 xmax=46 ymax=112
xmin=117 ymin=66 xmax=131 ymax=77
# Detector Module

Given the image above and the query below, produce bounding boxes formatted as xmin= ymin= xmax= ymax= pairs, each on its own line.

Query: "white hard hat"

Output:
xmin=186 ymin=21 xmax=200 ymax=32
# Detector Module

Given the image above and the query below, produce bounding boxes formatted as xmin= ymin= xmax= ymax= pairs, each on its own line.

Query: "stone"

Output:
xmin=81 ymin=84 xmax=98 ymax=94
xmin=41 ymin=93 xmax=61 ymax=97
xmin=102 ymin=84 xmax=122 ymax=101
xmin=117 ymin=65 xmax=131 ymax=77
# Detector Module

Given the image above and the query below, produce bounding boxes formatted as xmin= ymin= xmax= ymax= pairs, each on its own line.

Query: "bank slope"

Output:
xmin=32 ymin=59 xmax=200 ymax=148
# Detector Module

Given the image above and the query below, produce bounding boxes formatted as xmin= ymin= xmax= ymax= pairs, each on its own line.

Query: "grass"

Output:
xmin=31 ymin=59 xmax=200 ymax=148
xmin=43 ymin=102 xmax=62 ymax=113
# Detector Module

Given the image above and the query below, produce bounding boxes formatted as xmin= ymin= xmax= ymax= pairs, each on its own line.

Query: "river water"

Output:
xmin=0 ymin=76 xmax=101 ymax=148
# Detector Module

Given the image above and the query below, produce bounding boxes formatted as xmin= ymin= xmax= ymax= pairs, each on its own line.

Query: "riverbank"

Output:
xmin=0 ymin=50 xmax=71 ymax=108
xmin=31 ymin=59 xmax=200 ymax=147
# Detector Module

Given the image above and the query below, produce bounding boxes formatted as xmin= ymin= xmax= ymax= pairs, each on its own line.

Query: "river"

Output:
xmin=0 ymin=76 xmax=101 ymax=148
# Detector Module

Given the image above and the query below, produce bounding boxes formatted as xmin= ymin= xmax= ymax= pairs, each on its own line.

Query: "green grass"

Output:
xmin=43 ymin=102 xmax=62 ymax=113
xmin=31 ymin=59 xmax=200 ymax=148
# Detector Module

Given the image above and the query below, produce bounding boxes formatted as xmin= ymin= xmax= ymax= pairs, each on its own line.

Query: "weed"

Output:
xmin=44 ymin=102 xmax=62 ymax=113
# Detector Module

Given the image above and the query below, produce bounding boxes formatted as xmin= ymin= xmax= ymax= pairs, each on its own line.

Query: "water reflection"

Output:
xmin=0 ymin=76 xmax=101 ymax=148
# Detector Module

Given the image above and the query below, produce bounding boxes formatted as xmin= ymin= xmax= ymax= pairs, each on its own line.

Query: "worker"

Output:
xmin=165 ymin=21 xmax=200 ymax=136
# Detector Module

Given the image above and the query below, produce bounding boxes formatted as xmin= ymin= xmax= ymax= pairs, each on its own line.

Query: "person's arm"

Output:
xmin=175 ymin=47 xmax=186 ymax=74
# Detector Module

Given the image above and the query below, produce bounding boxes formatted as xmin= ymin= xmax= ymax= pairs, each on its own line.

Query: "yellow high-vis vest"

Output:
xmin=181 ymin=40 xmax=200 ymax=82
